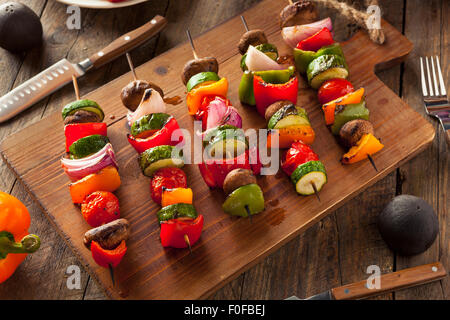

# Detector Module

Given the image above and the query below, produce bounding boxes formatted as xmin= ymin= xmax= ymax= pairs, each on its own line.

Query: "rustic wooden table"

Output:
xmin=0 ymin=0 xmax=447 ymax=300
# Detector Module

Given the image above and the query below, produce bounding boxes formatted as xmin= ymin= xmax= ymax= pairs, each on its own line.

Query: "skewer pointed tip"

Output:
xmin=184 ymin=234 xmax=192 ymax=254
xmin=367 ymin=154 xmax=378 ymax=172
xmin=108 ymin=264 xmax=115 ymax=287
xmin=245 ymin=205 xmax=253 ymax=223
xmin=311 ymin=182 xmax=321 ymax=202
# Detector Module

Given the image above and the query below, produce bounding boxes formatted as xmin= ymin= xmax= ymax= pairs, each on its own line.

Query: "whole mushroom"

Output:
xmin=279 ymin=0 xmax=319 ymax=29
xmin=237 ymin=29 xmax=268 ymax=55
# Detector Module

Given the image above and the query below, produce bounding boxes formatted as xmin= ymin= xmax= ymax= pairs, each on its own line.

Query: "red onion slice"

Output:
xmin=61 ymin=143 xmax=118 ymax=181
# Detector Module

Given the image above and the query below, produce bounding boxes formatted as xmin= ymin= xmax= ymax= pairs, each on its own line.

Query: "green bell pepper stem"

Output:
xmin=0 ymin=232 xmax=41 ymax=259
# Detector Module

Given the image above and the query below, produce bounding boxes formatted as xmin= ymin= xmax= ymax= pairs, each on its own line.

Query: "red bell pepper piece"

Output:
xmin=281 ymin=141 xmax=319 ymax=176
xmin=64 ymin=123 xmax=107 ymax=152
xmin=253 ymin=75 xmax=298 ymax=117
xmin=91 ymin=240 xmax=127 ymax=268
xmin=160 ymin=215 xmax=204 ymax=249
xmin=296 ymin=27 xmax=334 ymax=52
xmin=198 ymin=150 xmax=255 ymax=188
xmin=127 ymin=117 xmax=184 ymax=154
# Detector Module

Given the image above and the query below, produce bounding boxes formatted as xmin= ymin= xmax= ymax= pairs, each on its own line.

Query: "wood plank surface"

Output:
xmin=0 ymin=0 xmax=436 ymax=300
xmin=0 ymin=0 xmax=447 ymax=300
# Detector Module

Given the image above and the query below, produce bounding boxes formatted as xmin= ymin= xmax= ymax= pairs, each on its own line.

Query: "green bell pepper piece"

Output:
xmin=222 ymin=184 xmax=265 ymax=217
xmin=238 ymin=71 xmax=256 ymax=106
xmin=330 ymin=101 xmax=369 ymax=135
xmin=293 ymin=43 xmax=346 ymax=74
xmin=238 ymin=67 xmax=295 ymax=106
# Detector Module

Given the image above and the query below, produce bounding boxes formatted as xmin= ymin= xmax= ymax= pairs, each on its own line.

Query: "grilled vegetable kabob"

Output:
xmin=280 ymin=3 xmax=384 ymax=169
xmin=237 ymin=16 xmax=327 ymax=199
xmin=183 ymin=30 xmax=265 ymax=219
xmin=121 ymin=54 xmax=203 ymax=251
xmin=61 ymin=76 xmax=129 ymax=284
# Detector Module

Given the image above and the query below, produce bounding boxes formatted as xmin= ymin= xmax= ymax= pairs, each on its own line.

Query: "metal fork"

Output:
xmin=420 ymin=56 xmax=450 ymax=146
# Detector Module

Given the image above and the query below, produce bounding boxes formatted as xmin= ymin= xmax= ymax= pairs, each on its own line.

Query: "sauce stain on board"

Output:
xmin=266 ymin=207 xmax=286 ymax=226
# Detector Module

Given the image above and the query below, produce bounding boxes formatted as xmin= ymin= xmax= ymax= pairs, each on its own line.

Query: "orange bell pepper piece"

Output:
xmin=0 ymin=191 xmax=40 ymax=284
xmin=186 ymin=78 xmax=229 ymax=115
xmin=322 ymin=88 xmax=365 ymax=125
xmin=69 ymin=166 xmax=121 ymax=204
xmin=161 ymin=188 xmax=193 ymax=207
xmin=267 ymin=125 xmax=315 ymax=149
xmin=341 ymin=133 xmax=384 ymax=164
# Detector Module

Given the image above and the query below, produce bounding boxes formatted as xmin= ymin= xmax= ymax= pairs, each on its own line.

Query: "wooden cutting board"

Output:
xmin=0 ymin=0 xmax=434 ymax=299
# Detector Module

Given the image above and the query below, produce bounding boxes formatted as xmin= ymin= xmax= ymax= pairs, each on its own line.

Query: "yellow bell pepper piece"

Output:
xmin=186 ymin=78 xmax=228 ymax=115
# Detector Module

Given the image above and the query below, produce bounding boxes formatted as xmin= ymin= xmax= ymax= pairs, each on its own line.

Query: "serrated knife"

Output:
xmin=0 ymin=15 xmax=167 ymax=123
xmin=286 ymin=262 xmax=447 ymax=300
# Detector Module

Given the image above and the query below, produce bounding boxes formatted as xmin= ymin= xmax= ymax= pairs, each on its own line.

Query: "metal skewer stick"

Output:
xmin=240 ymin=15 xmax=250 ymax=32
xmin=71 ymin=75 xmax=80 ymax=101
xmin=126 ymin=52 xmax=138 ymax=81
xmin=184 ymin=234 xmax=192 ymax=254
xmin=108 ymin=264 xmax=115 ymax=286
xmin=367 ymin=154 xmax=378 ymax=172
xmin=186 ymin=29 xmax=199 ymax=60
xmin=245 ymin=205 xmax=253 ymax=224
xmin=310 ymin=182 xmax=321 ymax=202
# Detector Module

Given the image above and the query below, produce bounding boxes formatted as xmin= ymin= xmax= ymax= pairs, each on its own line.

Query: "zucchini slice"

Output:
xmin=69 ymin=134 xmax=109 ymax=159
xmin=290 ymin=161 xmax=327 ymax=196
xmin=186 ymin=72 xmax=220 ymax=92
xmin=62 ymin=99 xmax=104 ymax=121
xmin=131 ymin=113 xmax=171 ymax=138
xmin=204 ymin=127 xmax=248 ymax=159
xmin=157 ymin=203 xmax=198 ymax=223
xmin=267 ymin=104 xmax=310 ymax=130
xmin=139 ymin=145 xmax=184 ymax=177
xmin=294 ymin=43 xmax=346 ymax=74
xmin=307 ymin=55 xmax=348 ymax=89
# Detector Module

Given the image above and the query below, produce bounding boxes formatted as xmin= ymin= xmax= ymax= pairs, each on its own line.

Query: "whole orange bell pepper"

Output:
xmin=322 ymin=88 xmax=364 ymax=125
xmin=186 ymin=78 xmax=229 ymax=115
xmin=341 ymin=133 xmax=384 ymax=164
xmin=69 ymin=165 xmax=121 ymax=204
xmin=267 ymin=125 xmax=315 ymax=149
xmin=0 ymin=191 xmax=41 ymax=284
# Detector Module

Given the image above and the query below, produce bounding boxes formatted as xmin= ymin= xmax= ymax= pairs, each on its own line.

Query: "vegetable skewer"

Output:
xmin=121 ymin=54 xmax=203 ymax=252
xmin=184 ymin=29 xmax=265 ymax=219
xmin=238 ymin=18 xmax=326 ymax=200
xmin=61 ymin=76 xmax=128 ymax=285
xmin=280 ymin=6 xmax=383 ymax=172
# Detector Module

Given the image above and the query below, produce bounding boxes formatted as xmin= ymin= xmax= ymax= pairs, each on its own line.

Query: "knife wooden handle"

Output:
xmin=331 ymin=262 xmax=447 ymax=300
xmin=88 ymin=15 xmax=167 ymax=69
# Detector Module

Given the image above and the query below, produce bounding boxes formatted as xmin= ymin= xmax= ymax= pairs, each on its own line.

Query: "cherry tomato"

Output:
xmin=281 ymin=142 xmax=319 ymax=176
xmin=150 ymin=167 xmax=187 ymax=205
xmin=81 ymin=191 xmax=120 ymax=228
xmin=317 ymin=79 xmax=354 ymax=105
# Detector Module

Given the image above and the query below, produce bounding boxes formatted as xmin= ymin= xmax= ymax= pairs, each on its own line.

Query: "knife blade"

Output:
xmin=0 ymin=15 xmax=167 ymax=123
xmin=285 ymin=262 xmax=447 ymax=300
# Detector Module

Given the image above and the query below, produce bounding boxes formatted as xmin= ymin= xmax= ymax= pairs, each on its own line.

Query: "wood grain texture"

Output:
xmin=394 ymin=0 xmax=449 ymax=300
xmin=0 ymin=0 xmax=435 ymax=300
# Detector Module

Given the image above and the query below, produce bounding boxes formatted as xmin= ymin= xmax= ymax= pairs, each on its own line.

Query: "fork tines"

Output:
xmin=420 ymin=56 xmax=447 ymax=101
